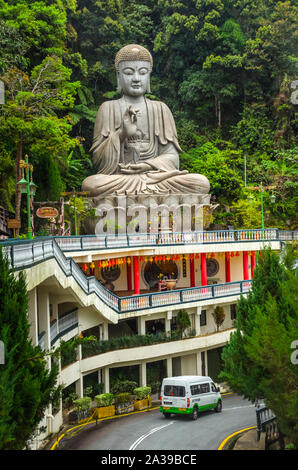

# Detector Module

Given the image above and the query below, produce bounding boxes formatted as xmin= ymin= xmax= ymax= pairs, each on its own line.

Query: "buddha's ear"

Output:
xmin=116 ymin=73 xmax=123 ymax=94
xmin=146 ymin=74 xmax=151 ymax=94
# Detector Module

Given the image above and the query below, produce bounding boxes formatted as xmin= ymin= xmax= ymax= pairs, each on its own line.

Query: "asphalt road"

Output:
xmin=59 ymin=394 xmax=256 ymax=451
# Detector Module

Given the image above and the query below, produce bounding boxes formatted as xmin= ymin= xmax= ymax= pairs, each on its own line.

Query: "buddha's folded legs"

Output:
xmin=82 ymin=171 xmax=210 ymax=198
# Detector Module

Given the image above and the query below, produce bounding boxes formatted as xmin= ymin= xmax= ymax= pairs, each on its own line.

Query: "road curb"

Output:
xmin=49 ymin=405 xmax=160 ymax=450
xmin=217 ymin=426 xmax=257 ymax=450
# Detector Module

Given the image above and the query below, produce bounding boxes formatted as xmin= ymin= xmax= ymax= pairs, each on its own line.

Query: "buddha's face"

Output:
xmin=117 ymin=60 xmax=151 ymax=97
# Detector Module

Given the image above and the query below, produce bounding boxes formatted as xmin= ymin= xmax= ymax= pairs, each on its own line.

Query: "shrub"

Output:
xmin=133 ymin=386 xmax=151 ymax=400
xmin=73 ymin=397 xmax=92 ymax=412
xmin=111 ymin=380 xmax=138 ymax=395
xmin=92 ymin=382 xmax=104 ymax=397
xmin=177 ymin=309 xmax=191 ymax=338
xmin=114 ymin=393 xmax=132 ymax=405
xmin=94 ymin=393 xmax=114 ymax=407
xmin=212 ymin=306 xmax=226 ymax=331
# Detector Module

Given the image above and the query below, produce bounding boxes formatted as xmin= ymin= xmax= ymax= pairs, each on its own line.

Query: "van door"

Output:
xmin=210 ymin=382 xmax=219 ymax=407
xmin=198 ymin=382 xmax=213 ymax=410
xmin=190 ymin=383 xmax=210 ymax=410
xmin=163 ymin=384 xmax=186 ymax=409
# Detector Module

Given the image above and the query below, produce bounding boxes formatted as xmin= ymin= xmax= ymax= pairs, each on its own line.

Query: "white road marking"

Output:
xmin=129 ymin=421 xmax=175 ymax=450
xmin=223 ymin=405 xmax=255 ymax=411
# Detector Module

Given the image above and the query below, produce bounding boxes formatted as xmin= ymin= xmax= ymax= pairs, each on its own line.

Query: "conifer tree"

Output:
xmin=220 ymin=245 xmax=298 ymax=446
xmin=0 ymin=247 xmax=59 ymax=449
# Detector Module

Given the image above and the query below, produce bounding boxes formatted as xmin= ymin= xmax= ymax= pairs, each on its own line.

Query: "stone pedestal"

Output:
xmin=83 ymin=193 xmax=213 ymax=235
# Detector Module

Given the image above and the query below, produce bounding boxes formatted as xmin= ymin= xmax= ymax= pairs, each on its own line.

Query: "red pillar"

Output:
xmin=225 ymin=252 xmax=231 ymax=283
xmin=127 ymin=258 xmax=132 ymax=291
xmin=190 ymin=257 xmax=195 ymax=287
xmin=133 ymin=256 xmax=140 ymax=295
xmin=243 ymin=251 xmax=249 ymax=280
xmin=201 ymin=253 xmax=207 ymax=286
xmin=251 ymin=251 xmax=256 ymax=277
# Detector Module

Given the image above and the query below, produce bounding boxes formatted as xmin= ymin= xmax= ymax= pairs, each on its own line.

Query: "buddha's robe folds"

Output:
xmin=82 ymin=97 xmax=210 ymax=198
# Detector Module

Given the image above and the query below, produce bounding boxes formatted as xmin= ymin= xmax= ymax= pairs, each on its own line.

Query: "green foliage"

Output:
xmin=82 ymin=330 xmax=186 ymax=359
xmin=212 ymin=306 xmax=225 ymax=332
xmin=65 ymin=195 xmax=95 ymax=235
xmin=95 ymin=393 xmax=114 ymax=407
xmin=229 ymin=192 xmax=263 ymax=229
xmin=180 ymin=140 xmax=244 ymax=202
xmin=111 ymin=380 xmax=138 ymax=395
xmin=0 ymin=150 xmax=15 ymax=211
xmin=73 ymin=396 xmax=92 ymax=412
xmin=133 ymin=386 xmax=151 ymax=400
xmin=176 ymin=309 xmax=191 ymax=338
xmin=219 ymin=245 xmax=298 ymax=446
xmin=114 ymin=393 xmax=132 ymax=405
xmin=0 ymin=0 xmax=296 ymax=231
xmin=0 ymin=247 xmax=59 ymax=449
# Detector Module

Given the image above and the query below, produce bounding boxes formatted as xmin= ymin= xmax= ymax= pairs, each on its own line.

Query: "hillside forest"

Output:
xmin=0 ymin=0 xmax=297 ymax=234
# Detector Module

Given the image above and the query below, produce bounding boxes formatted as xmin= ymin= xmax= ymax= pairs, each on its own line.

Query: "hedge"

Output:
xmin=114 ymin=393 xmax=132 ymax=405
xmin=73 ymin=397 xmax=92 ymax=412
xmin=133 ymin=386 xmax=151 ymax=400
xmin=95 ymin=393 xmax=114 ymax=407
xmin=82 ymin=330 xmax=193 ymax=359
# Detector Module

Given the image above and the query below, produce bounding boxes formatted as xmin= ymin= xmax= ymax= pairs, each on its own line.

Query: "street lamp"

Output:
xmin=247 ymin=183 xmax=276 ymax=230
xmin=270 ymin=193 xmax=276 ymax=204
xmin=0 ymin=80 xmax=5 ymax=105
xmin=60 ymin=189 xmax=90 ymax=236
xmin=17 ymin=154 xmax=37 ymax=239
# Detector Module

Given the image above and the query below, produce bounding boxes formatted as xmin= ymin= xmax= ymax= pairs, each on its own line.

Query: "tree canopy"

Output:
xmin=219 ymin=245 xmax=298 ymax=446
xmin=0 ymin=0 xmax=297 ymax=233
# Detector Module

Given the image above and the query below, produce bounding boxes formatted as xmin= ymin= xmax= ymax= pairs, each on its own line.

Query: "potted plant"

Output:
xmin=94 ymin=393 xmax=115 ymax=418
xmin=133 ymin=386 xmax=152 ymax=411
xmin=68 ymin=396 xmax=92 ymax=423
xmin=165 ymin=274 xmax=177 ymax=290
xmin=114 ymin=393 xmax=134 ymax=415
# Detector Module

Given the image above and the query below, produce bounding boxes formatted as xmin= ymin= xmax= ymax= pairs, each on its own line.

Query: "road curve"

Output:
xmin=58 ymin=394 xmax=256 ymax=451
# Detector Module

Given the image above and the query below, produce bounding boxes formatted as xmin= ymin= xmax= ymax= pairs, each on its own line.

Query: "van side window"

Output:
xmin=200 ymin=383 xmax=210 ymax=394
xmin=211 ymin=383 xmax=216 ymax=392
xmin=190 ymin=384 xmax=200 ymax=395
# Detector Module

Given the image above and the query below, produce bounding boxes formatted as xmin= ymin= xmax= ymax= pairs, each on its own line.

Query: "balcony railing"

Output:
xmin=117 ymin=280 xmax=252 ymax=313
xmin=53 ymin=228 xmax=296 ymax=252
xmin=51 ymin=309 xmax=79 ymax=345
xmin=0 ymin=230 xmax=296 ymax=314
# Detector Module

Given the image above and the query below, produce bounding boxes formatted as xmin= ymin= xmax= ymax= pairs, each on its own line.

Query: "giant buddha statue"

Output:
xmin=82 ymin=44 xmax=210 ymax=200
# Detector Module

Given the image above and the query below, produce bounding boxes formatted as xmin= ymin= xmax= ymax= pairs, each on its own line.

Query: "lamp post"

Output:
xmin=60 ymin=189 xmax=90 ymax=236
xmin=247 ymin=183 xmax=276 ymax=230
xmin=0 ymin=80 xmax=5 ymax=105
xmin=17 ymin=154 xmax=37 ymax=239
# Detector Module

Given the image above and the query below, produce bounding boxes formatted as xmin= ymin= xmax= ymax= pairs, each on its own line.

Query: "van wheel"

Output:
xmin=163 ymin=413 xmax=171 ymax=418
xmin=214 ymin=400 xmax=222 ymax=412
xmin=191 ymin=407 xmax=198 ymax=420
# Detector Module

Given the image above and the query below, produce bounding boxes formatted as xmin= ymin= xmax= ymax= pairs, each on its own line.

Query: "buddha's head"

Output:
xmin=115 ymin=44 xmax=153 ymax=96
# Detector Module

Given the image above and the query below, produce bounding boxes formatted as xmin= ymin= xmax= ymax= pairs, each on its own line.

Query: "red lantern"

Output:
xmin=82 ymin=263 xmax=87 ymax=272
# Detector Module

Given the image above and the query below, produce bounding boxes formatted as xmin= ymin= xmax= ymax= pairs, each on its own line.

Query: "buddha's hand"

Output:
xmin=119 ymin=162 xmax=151 ymax=174
xmin=119 ymin=106 xmax=139 ymax=140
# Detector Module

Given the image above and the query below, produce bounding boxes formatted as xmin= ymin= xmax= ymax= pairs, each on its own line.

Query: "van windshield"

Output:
xmin=164 ymin=385 xmax=185 ymax=397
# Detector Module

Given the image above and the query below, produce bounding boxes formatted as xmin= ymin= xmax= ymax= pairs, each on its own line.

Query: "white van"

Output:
xmin=160 ymin=375 xmax=222 ymax=420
